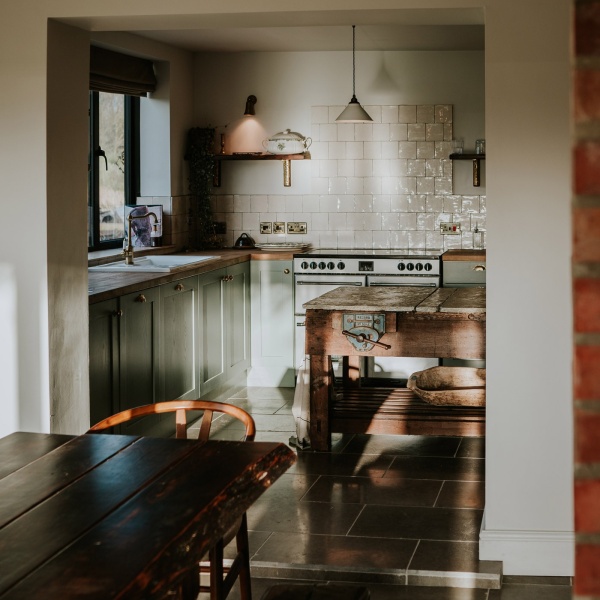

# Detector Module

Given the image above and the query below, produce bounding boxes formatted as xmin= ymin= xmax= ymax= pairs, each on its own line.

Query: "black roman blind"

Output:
xmin=90 ymin=46 xmax=157 ymax=96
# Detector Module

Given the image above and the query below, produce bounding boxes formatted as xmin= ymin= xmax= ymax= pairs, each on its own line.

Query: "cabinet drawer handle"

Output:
xmin=473 ymin=264 xmax=486 ymax=272
xmin=175 ymin=283 xmax=184 ymax=291
xmin=284 ymin=268 xmax=290 ymax=274
xmin=136 ymin=294 xmax=147 ymax=303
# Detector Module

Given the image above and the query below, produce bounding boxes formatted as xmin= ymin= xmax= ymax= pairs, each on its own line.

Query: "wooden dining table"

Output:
xmin=0 ymin=431 xmax=295 ymax=599
xmin=304 ymin=286 xmax=486 ymax=451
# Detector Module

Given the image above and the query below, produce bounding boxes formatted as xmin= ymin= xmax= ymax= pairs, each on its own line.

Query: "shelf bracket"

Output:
xmin=283 ymin=160 xmax=291 ymax=187
xmin=472 ymin=158 xmax=481 ymax=187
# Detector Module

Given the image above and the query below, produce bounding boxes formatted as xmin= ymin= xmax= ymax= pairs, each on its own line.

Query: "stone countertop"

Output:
xmin=442 ymin=249 xmax=486 ymax=261
xmin=303 ymin=286 xmax=486 ymax=313
xmin=88 ymin=248 xmax=298 ymax=304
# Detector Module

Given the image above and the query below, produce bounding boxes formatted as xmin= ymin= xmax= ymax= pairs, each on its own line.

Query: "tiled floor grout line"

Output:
xmin=405 ymin=538 xmax=421 ymax=578
xmin=344 ymin=503 xmax=368 ymax=537
xmin=432 ymin=480 xmax=446 ymax=508
xmin=454 ymin=437 xmax=464 ymax=457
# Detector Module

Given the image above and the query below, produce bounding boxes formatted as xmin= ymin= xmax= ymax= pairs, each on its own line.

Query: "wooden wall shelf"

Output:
xmin=449 ymin=153 xmax=486 ymax=187
xmin=212 ymin=152 xmax=310 ymax=187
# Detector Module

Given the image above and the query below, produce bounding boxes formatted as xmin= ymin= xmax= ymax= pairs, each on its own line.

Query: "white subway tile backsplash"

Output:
xmin=337 ymin=159 xmax=355 ymax=177
xmin=364 ymin=141 xmax=382 ymax=160
xmin=407 ymin=159 xmax=426 ymax=177
xmin=355 ymin=124 xmax=373 ymax=142
xmin=408 ymin=123 xmax=426 ymax=141
xmin=373 ymin=195 xmax=391 ymax=213
xmin=417 ymin=105 xmax=435 ymax=123
xmin=250 ymin=195 xmax=269 ymax=212
xmin=381 ymin=141 xmax=399 ymax=159
xmin=416 ymin=142 xmax=436 ymax=159
xmin=426 ymin=123 xmax=444 ymax=141
xmin=381 ymin=105 xmax=399 ymax=123
xmin=321 ymin=124 xmax=338 ymax=142
xmin=337 ymin=123 xmax=355 ymax=142
xmin=328 ymin=142 xmax=347 ymax=159
xmin=390 ymin=124 xmax=408 ymax=141
xmin=398 ymin=142 xmax=417 ymax=159
xmin=373 ymin=123 xmax=391 ymax=141
xmin=209 ymin=103 xmax=485 ymax=251
xmin=416 ymin=177 xmax=435 ymax=195
xmin=398 ymin=105 xmax=417 ymax=123
xmin=435 ymin=104 xmax=453 ymax=123
xmin=346 ymin=142 xmax=364 ymax=159
xmin=355 ymin=159 xmax=373 ymax=177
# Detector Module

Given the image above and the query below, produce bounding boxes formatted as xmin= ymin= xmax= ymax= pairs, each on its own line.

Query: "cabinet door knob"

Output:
xmin=221 ymin=276 xmax=228 ymax=282
xmin=175 ymin=283 xmax=184 ymax=291
xmin=136 ymin=294 xmax=147 ymax=303
xmin=113 ymin=309 xmax=124 ymax=317
xmin=229 ymin=275 xmax=234 ymax=281
xmin=283 ymin=268 xmax=290 ymax=274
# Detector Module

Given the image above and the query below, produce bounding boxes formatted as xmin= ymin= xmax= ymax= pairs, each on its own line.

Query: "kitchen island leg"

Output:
xmin=310 ymin=354 xmax=333 ymax=451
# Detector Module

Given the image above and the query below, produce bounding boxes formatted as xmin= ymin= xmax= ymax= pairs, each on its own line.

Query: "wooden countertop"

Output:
xmin=303 ymin=286 xmax=486 ymax=314
xmin=88 ymin=248 xmax=299 ymax=304
xmin=442 ymin=249 xmax=486 ymax=261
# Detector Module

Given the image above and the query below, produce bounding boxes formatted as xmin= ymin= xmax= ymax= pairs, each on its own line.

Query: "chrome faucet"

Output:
xmin=123 ymin=212 xmax=159 ymax=264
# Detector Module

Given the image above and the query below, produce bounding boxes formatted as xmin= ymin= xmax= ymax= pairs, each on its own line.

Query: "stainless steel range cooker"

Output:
xmin=293 ymin=248 xmax=442 ymax=379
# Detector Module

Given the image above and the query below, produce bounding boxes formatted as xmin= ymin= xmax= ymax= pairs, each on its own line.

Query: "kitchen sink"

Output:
xmin=89 ymin=255 xmax=220 ymax=273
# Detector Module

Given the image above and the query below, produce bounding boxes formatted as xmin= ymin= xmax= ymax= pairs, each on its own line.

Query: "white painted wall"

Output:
xmin=480 ymin=0 xmax=573 ymax=575
xmin=0 ymin=0 xmax=573 ymax=576
xmin=194 ymin=51 xmax=485 ymax=195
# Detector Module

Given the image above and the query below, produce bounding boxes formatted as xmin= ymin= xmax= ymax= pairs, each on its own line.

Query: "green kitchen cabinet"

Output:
xmin=89 ymin=287 xmax=164 ymax=436
xmin=198 ymin=262 xmax=250 ymax=396
xmin=248 ymin=259 xmax=294 ymax=387
xmin=159 ymin=276 xmax=199 ymax=401
xmin=89 ymin=298 xmax=119 ymax=427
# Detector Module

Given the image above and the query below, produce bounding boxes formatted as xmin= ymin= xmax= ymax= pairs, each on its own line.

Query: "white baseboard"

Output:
xmin=479 ymin=512 xmax=574 ymax=576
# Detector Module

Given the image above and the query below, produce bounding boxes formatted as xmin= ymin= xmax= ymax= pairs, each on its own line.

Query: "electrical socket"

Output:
xmin=440 ymin=222 xmax=461 ymax=235
xmin=273 ymin=222 xmax=286 ymax=234
xmin=287 ymin=221 xmax=307 ymax=234
xmin=260 ymin=222 xmax=272 ymax=235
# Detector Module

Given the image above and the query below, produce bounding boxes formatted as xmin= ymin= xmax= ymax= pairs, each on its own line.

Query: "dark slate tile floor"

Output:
xmin=196 ymin=386 xmax=572 ymax=600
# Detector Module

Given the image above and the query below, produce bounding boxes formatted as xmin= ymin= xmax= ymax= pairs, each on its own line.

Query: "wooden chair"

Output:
xmin=88 ymin=400 xmax=257 ymax=600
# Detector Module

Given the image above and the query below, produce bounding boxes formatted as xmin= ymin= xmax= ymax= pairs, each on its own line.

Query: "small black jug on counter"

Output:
xmin=234 ymin=233 xmax=255 ymax=248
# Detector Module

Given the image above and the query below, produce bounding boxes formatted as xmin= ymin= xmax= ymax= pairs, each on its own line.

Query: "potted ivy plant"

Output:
xmin=186 ymin=127 xmax=220 ymax=249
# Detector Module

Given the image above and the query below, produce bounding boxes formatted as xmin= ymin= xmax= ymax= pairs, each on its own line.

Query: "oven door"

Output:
xmin=294 ymin=275 xmax=365 ymax=315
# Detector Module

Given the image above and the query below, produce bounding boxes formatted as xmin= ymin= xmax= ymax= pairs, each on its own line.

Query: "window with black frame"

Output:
xmin=87 ymin=91 xmax=140 ymax=251
xmin=87 ymin=46 xmax=155 ymax=252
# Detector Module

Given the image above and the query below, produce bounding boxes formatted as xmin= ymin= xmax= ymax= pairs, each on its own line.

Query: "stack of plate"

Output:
xmin=254 ymin=242 xmax=311 ymax=252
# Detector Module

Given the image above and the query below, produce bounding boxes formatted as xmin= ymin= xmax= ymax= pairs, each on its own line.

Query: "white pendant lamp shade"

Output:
xmin=336 ymin=25 xmax=372 ymax=123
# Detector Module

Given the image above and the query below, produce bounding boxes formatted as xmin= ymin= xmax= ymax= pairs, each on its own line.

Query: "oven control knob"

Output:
xmin=327 ymin=262 xmax=335 ymax=270
xmin=415 ymin=262 xmax=424 ymax=271
xmin=397 ymin=262 xmax=406 ymax=271
xmin=337 ymin=262 xmax=346 ymax=270
xmin=318 ymin=262 xmax=326 ymax=270
xmin=310 ymin=262 xmax=318 ymax=270
xmin=424 ymin=262 xmax=433 ymax=272
xmin=301 ymin=261 xmax=309 ymax=270
xmin=406 ymin=262 xmax=415 ymax=271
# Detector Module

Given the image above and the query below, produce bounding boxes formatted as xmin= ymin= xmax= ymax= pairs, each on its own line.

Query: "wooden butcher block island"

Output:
xmin=304 ymin=286 xmax=486 ymax=450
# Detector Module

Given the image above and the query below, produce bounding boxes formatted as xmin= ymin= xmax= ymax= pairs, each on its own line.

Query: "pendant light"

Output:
xmin=336 ymin=25 xmax=372 ymax=123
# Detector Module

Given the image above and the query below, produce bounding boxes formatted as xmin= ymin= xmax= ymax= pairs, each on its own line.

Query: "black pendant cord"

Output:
xmin=352 ymin=25 xmax=357 ymax=100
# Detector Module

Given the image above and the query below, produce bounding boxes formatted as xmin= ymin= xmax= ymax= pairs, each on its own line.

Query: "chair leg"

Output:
xmin=235 ymin=514 xmax=252 ymax=600
xmin=210 ymin=539 xmax=225 ymax=600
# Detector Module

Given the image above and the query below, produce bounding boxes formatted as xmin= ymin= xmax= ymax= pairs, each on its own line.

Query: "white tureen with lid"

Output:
xmin=262 ymin=129 xmax=312 ymax=155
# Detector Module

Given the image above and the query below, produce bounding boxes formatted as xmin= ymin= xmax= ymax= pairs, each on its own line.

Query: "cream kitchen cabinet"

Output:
xmin=198 ymin=262 xmax=251 ymax=396
xmin=248 ymin=259 xmax=294 ymax=387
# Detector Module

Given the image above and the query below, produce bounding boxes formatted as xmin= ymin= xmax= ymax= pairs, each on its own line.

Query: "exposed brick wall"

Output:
xmin=574 ymin=1 xmax=600 ymax=597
